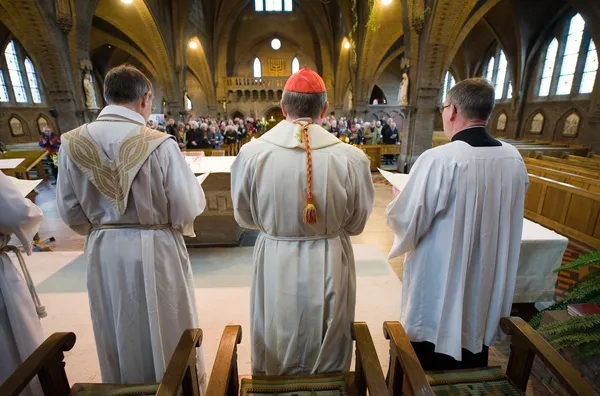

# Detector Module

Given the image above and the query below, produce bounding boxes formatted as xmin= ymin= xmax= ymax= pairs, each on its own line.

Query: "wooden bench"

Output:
xmin=0 ymin=329 xmax=204 ymax=396
xmin=538 ymin=155 xmax=600 ymax=172
xmin=526 ymin=164 xmax=600 ymax=194
xmin=206 ymin=323 xmax=388 ymax=396
xmin=0 ymin=150 xmax=47 ymax=179
xmin=525 ymin=174 xmax=600 ymax=249
xmin=384 ymin=318 xmax=595 ymax=395
xmin=524 ymin=157 xmax=600 ymax=178
xmin=564 ymin=154 xmax=600 ymax=166
xmin=361 ymin=146 xmax=382 ymax=171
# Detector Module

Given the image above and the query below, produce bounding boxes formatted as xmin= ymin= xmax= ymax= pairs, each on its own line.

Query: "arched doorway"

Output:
xmin=369 ymin=85 xmax=387 ymax=105
xmin=264 ymin=107 xmax=284 ymax=131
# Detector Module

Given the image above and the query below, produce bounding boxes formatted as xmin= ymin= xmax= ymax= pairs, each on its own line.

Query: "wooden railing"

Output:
xmin=525 ymin=174 xmax=600 ymax=249
xmin=225 ymin=76 xmax=288 ymax=90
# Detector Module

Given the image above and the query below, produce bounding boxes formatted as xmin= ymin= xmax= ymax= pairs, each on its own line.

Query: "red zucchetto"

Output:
xmin=284 ymin=67 xmax=326 ymax=94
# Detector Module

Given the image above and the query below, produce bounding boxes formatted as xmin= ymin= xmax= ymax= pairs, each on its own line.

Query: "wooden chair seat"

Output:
xmin=383 ymin=317 xmax=596 ymax=396
xmin=69 ymin=383 xmax=177 ymax=396
xmin=425 ymin=366 xmax=521 ymax=395
xmin=207 ymin=323 xmax=388 ymax=396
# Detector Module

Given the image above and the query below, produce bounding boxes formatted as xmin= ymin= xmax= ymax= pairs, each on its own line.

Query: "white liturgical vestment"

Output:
xmin=57 ymin=105 xmax=207 ymax=388
xmin=0 ymin=171 xmax=44 ymax=396
xmin=232 ymin=120 xmax=374 ymax=375
xmin=385 ymin=140 xmax=528 ymax=361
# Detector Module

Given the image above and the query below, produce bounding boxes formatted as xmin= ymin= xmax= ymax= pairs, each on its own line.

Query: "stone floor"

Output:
xmin=19 ymin=177 xmax=552 ymax=394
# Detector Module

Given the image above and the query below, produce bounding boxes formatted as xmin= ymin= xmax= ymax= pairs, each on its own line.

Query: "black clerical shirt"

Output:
xmin=451 ymin=126 xmax=502 ymax=147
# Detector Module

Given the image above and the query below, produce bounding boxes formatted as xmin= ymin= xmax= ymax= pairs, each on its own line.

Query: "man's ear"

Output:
xmin=142 ymin=91 xmax=152 ymax=109
xmin=450 ymin=104 xmax=458 ymax=121
xmin=280 ymin=100 xmax=288 ymax=117
xmin=320 ymin=101 xmax=329 ymax=119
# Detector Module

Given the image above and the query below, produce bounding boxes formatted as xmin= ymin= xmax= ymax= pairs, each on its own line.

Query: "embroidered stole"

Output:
xmin=61 ymin=124 xmax=171 ymax=215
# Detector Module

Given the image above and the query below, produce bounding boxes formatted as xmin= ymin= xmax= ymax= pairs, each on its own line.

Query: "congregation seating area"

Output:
xmin=1 ymin=319 xmax=595 ymax=396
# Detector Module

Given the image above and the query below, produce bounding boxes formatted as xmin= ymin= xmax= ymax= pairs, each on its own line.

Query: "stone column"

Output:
xmin=399 ymin=87 xmax=438 ymax=171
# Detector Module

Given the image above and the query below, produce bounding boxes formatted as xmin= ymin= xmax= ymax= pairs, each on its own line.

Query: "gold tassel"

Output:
xmin=303 ymin=203 xmax=317 ymax=224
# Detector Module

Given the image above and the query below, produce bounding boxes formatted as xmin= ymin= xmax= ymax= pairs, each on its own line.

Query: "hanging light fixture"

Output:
xmin=343 ymin=38 xmax=351 ymax=49
xmin=189 ymin=40 xmax=198 ymax=49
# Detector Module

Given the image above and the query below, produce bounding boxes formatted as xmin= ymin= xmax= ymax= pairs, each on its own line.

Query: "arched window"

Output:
xmin=441 ymin=71 xmax=455 ymax=102
xmin=580 ymin=40 xmax=598 ymax=94
xmin=483 ymin=48 xmax=512 ymax=100
xmin=24 ymin=58 xmax=42 ymax=104
xmin=539 ymin=38 xmax=558 ymax=96
xmin=557 ymin=14 xmax=585 ymax=95
xmin=185 ymin=94 xmax=193 ymax=111
xmin=485 ymin=57 xmax=495 ymax=82
xmin=253 ymin=57 xmax=262 ymax=78
xmin=495 ymin=52 xmax=508 ymax=99
xmin=0 ymin=72 xmax=9 ymax=102
xmin=291 ymin=57 xmax=300 ymax=74
xmin=4 ymin=41 xmax=27 ymax=103
xmin=255 ymin=0 xmax=292 ymax=12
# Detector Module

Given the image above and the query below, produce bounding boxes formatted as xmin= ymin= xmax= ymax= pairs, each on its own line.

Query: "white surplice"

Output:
xmin=231 ymin=120 xmax=375 ymax=375
xmin=0 ymin=171 xmax=44 ymax=396
xmin=385 ymin=141 xmax=529 ymax=361
xmin=56 ymin=105 xmax=207 ymax=388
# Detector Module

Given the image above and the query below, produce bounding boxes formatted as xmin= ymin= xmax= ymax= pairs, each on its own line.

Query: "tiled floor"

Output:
xmin=21 ymin=178 xmax=553 ymax=394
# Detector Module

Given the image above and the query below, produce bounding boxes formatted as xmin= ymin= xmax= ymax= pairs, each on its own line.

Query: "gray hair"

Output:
xmin=103 ymin=64 xmax=152 ymax=105
xmin=446 ymin=77 xmax=495 ymax=122
xmin=281 ymin=90 xmax=327 ymax=120
xmin=189 ymin=120 xmax=199 ymax=128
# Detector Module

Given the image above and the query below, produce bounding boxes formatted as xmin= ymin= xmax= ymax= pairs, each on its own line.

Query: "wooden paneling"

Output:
xmin=525 ymin=175 xmax=600 ymax=249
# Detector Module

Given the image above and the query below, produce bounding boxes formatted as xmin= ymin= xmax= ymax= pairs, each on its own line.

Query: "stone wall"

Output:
xmin=0 ymin=105 xmax=55 ymax=144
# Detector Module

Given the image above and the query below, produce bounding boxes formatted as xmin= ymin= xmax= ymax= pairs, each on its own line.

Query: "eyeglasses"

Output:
xmin=439 ymin=104 xmax=452 ymax=113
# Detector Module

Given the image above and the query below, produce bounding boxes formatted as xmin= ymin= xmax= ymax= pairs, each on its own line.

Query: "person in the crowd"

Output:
xmin=330 ymin=119 xmax=338 ymax=136
xmin=39 ymin=126 xmax=60 ymax=181
xmin=56 ymin=65 xmax=207 ymax=389
xmin=362 ymin=122 xmax=372 ymax=143
xmin=0 ymin=171 xmax=45 ymax=396
xmin=231 ymin=68 xmax=374 ymax=376
xmin=385 ymin=78 xmax=528 ymax=371
xmin=197 ymin=123 xmax=210 ymax=148
xmin=0 ymin=141 xmax=7 ymax=153
xmin=381 ymin=118 xmax=396 ymax=164
xmin=186 ymin=120 xmax=202 ymax=149
xmin=391 ymin=122 xmax=400 ymax=144
xmin=165 ymin=118 xmax=180 ymax=143
xmin=373 ymin=120 xmax=382 ymax=145
xmin=213 ymin=126 xmax=224 ymax=148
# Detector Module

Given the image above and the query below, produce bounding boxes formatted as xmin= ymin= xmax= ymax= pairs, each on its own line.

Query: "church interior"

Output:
xmin=1 ymin=0 xmax=600 ymax=395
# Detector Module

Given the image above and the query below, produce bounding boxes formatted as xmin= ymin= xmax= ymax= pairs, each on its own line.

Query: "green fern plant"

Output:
xmin=530 ymin=249 xmax=600 ymax=359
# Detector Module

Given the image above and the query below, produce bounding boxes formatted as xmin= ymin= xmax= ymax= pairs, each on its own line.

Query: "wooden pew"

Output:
xmin=361 ymin=146 xmax=382 ymax=171
xmin=524 ymin=174 xmax=600 ymax=249
xmin=564 ymin=154 xmax=600 ymax=166
xmin=526 ymin=164 xmax=600 ymax=194
xmin=538 ymin=155 xmax=600 ymax=172
xmin=524 ymin=157 xmax=600 ymax=178
xmin=0 ymin=150 xmax=47 ymax=179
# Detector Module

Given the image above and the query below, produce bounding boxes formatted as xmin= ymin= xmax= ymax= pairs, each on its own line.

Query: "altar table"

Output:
xmin=184 ymin=156 xmax=240 ymax=247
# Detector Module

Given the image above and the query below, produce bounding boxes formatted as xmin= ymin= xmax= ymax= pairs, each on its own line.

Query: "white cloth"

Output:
xmin=515 ymin=219 xmax=568 ymax=303
xmin=231 ymin=120 xmax=375 ymax=375
xmin=385 ymin=141 xmax=529 ymax=361
xmin=0 ymin=171 xmax=44 ymax=396
xmin=57 ymin=105 xmax=207 ymax=389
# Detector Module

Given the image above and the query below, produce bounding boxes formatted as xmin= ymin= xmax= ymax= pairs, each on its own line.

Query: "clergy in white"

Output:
xmin=57 ymin=65 xmax=207 ymax=389
xmin=385 ymin=78 xmax=528 ymax=370
xmin=231 ymin=68 xmax=375 ymax=375
xmin=0 ymin=171 xmax=44 ymax=396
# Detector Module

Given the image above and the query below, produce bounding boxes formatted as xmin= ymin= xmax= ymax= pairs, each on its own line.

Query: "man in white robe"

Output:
xmin=385 ymin=78 xmax=528 ymax=370
xmin=57 ymin=65 xmax=207 ymax=388
xmin=231 ymin=68 xmax=375 ymax=375
xmin=0 ymin=171 xmax=44 ymax=396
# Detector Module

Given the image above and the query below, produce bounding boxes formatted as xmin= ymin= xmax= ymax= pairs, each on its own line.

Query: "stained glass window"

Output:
xmin=539 ymin=38 xmax=558 ymax=96
xmin=441 ymin=72 xmax=455 ymax=102
xmin=495 ymin=52 xmax=508 ymax=99
xmin=579 ymin=39 xmax=598 ymax=94
xmin=0 ymin=71 xmax=9 ymax=102
xmin=253 ymin=57 xmax=262 ymax=78
xmin=24 ymin=58 xmax=42 ymax=103
xmin=255 ymin=0 xmax=263 ymax=11
xmin=292 ymin=57 xmax=300 ymax=74
xmin=4 ymin=41 xmax=28 ymax=103
xmin=284 ymin=0 xmax=292 ymax=11
xmin=557 ymin=14 xmax=585 ymax=95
